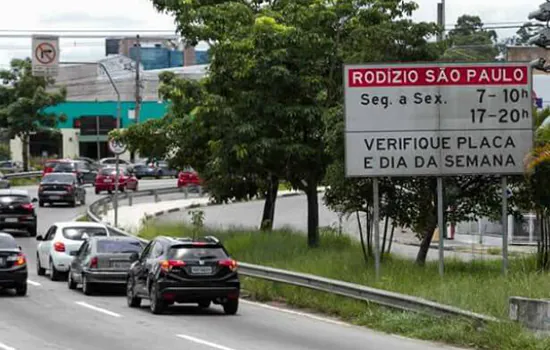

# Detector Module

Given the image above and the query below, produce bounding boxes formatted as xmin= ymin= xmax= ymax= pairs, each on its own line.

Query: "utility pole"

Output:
xmin=437 ymin=0 xmax=445 ymax=42
xmin=131 ymin=34 xmax=141 ymax=163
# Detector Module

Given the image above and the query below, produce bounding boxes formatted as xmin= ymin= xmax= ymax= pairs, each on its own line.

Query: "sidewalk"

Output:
xmin=101 ymin=187 xmax=326 ymax=234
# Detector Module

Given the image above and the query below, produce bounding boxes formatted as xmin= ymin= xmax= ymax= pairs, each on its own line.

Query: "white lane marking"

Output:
xmin=241 ymin=299 xmax=350 ymax=327
xmin=74 ymin=301 xmax=122 ymax=318
xmin=176 ymin=334 xmax=237 ymax=350
xmin=0 ymin=341 xmax=17 ymax=350
xmin=27 ymin=280 xmax=41 ymax=286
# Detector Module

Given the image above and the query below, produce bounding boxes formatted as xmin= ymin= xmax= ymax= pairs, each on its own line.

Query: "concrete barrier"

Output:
xmin=509 ymin=296 xmax=550 ymax=332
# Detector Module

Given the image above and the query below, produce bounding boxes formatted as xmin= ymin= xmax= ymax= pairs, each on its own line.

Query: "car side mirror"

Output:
xmin=32 ymin=197 xmax=38 ymax=203
xmin=129 ymin=252 xmax=139 ymax=262
xmin=36 ymin=235 xmax=43 ymax=241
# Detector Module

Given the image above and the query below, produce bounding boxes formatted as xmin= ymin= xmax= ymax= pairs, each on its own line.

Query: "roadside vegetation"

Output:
xmin=138 ymin=222 xmax=550 ymax=349
xmin=10 ymin=177 xmax=40 ymax=186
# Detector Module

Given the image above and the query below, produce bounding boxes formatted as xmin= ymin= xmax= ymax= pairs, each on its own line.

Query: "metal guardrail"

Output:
xmin=3 ymin=171 xmax=42 ymax=179
xmin=86 ymin=186 xmax=499 ymax=325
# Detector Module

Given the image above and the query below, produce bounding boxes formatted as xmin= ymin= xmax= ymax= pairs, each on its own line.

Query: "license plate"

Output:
xmin=111 ymin=262 xmax=130 ymax=268
xmin=104 ymin=179 xmax=112 ymax=183
xmin=49 ymin=196 xmax=61 ymax=200
xmin=5 ymin=218 xmax=17 ymax=223
xmin=191 ymin=266 xmax=213 ymax=274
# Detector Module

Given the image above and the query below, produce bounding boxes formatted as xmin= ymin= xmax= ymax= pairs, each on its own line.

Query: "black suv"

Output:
xmin=0 ymin=190 xmax=38 ymax=236
xmin=126 ymin=235 xmax=240 ymax=315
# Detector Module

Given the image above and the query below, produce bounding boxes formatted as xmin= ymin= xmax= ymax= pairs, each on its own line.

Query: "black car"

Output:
xmin=68 ymin=236 xmax=143 ymax=295
xmin=52 ymin=160 xmax=97 ymax=184
xmin=126 ymin=236 xmax=240 ymax=315
xmin=38 ymin=173 xmax=86 ymax=207
xmin=0 ymin=190 xmax=38 ymax=236
xmin=0 ymin=233 xmax=28 ymax=295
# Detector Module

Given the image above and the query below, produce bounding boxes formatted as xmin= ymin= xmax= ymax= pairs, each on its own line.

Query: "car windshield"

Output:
xmin=0 ymin=235 xmax=17 ymax=249
xmin=0 ymin=195 xmax=30 ymax=204
xmin=97 ymin=240 xmax=142 ymax=254
xmin=168 ymin=247 xmax=228 ymax=260
xmin=42 ymin=174 xmax=75 ymax=183
xmin=53 ymin=163 xmax=75 ymax=172
xmin=62 ymin=227 xmax=108 ymax=240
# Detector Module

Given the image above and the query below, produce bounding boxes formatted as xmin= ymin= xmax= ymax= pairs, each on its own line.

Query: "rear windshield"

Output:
xmin=53 ymin=163 xmax=75 ymax=172
xmin=45 ymin=161 xmax=60 ymax=168
xmin=168 ymin=247 xmax=228 ymax=260
xmin=97 ymin=240 xmax=142 ymax=253
xmin=99 ymin=168 xmax=116 ymax=175
xmin=0 ymin=235 xmax=17 ymax=249
xmin=62 ymin=227 xmax=108 ymax=240
xmin=42 ymin=174 xmax=75 ymax=183
xmin=0 ymin=195 xmax=30 ymax=204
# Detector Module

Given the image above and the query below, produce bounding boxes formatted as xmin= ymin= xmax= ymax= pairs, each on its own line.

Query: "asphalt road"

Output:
xmin=0 ymin=180 xmax=465 ymax=350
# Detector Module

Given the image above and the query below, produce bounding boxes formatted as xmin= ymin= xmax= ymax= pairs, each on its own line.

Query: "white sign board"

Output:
xmin=344 ymin=62 xmax=533 ymax=177
xmin=32 ymin=35 xmax=60 ymax=77
xmin=108 ymin=139 xmax=127 ymax=155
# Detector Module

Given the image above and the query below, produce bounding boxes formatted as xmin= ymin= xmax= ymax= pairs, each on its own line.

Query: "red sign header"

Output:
xmin=347 ymin=65 xmax=528 ymax=88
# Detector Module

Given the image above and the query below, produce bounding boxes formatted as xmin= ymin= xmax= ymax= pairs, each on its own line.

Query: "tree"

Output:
xmin=0 ymin=58 xmax=66 ymax=170
xmin=151 ymin=0 xmax=441 ymax=247
xmin=442 ymin=15 xmax=499 ymax=61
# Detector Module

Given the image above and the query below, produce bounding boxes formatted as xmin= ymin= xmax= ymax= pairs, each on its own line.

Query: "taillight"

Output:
xmin=53 ymin=242 xmax=65 ymax=252
xmin=21 ymin=203 xmax=33 ymax=211
xmin=218 ymin=259 xmax=238 ymax=271
xmin=90 ymin=256 xmax=98 ymax=268
xmin=8 ymin=253 xmax=26 ymax=266
xmin=192 ymin=242 xmax=207 ymax=246
xmin=160 ymin=260 xmax=185 ymax=273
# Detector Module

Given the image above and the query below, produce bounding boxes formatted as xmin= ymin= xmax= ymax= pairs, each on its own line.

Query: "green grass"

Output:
xmin=75 ymin=215 xmax=89 ymax=222
xmin=138 ymin=223 xmax=550 ymax=350
xmin=10 ymin=177 xmax=40 ymax=186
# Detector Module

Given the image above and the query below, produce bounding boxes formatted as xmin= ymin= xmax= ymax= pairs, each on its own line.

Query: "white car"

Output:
xmin=36 ymin=222 xmax=111 ymax=281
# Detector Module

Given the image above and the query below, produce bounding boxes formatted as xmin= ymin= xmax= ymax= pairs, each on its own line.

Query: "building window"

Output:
xmin=74 ymin=116 xmax=120 ymax=135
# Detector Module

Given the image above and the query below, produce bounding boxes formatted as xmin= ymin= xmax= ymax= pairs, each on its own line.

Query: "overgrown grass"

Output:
xmin=139 ymin=223 xmax=550 ymax=349
xmin=75 ymin=215 xmax=89 ymax=222
xmin=10 ymin=177 xmax=40 ymax=186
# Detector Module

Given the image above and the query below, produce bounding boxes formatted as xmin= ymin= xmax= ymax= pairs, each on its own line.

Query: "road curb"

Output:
xmin=142 ymin=188 xmax=326 ymax=221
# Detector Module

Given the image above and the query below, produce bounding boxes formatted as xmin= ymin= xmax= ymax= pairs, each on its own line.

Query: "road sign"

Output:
xmin=32 ymin=35 xmax=59 ymax=77
xmin=344 ymin=62 xmax=533 ymax=177
xmin=108 ymin=139 xmax=127 ymax=155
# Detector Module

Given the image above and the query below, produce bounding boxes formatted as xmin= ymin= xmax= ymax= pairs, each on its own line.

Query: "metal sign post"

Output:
xmin=108 ymin=139 xmax=127 ymax=227
xmin=372 ymin=178 xmax=381 ymax=279
xmin=31 ymin=35 xmax=59 ymax=77
xmin=344 ymin=62 xmax=533 ymax=277
xmin=502 ymin=176 xmax=509 ymax=275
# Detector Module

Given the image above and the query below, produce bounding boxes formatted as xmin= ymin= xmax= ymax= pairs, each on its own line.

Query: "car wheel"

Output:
xmin=149 ymin=282 xmax=165 ymax=314
xmin=28 ymin=226 xmax=37 ymax=237
xmin=81 ymin=195 xmax=86 ymax=205
xmin=36 ymin=254 xmax=45 ymax=276
xmin=95 ymin=189 xmax=100 ymax=195
xmin=82 ymin=274 xmax=94 ymax=295
xmin=15 ymin=283 xmax=27 ymax=296
xmin=69 ymin=198 xmax=76 ymax=208
xmin=67 ymin=270 xmax=77 ymax=290
xmin=223 ymin=298 xmax=239 ymax=315
xmin=39 ymin=200 xmax=44 ymax=207
xmin=126 ymin=277 xmax=141 ymax=307
xmin=198 ymin=300 xmax=211 ymax=309
xmin=49 ymin=259 xmax=62 ymax=281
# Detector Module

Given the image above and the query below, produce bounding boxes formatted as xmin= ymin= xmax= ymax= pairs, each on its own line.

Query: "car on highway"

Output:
xmin=126 ymin=235 xmax=240 ymax=315
xmin=67 ymin=236 xmax=143 ymax=295
xmin=94 ymin=167 xmax=139 ymax=194
xmin=42 ymin=158 xmax=67 ymax=176
xmin=153 ymin=160 xmax=179 ymax=179
xmin=99 ymin=158 xmax=133 ymax=171
xmin=0 ymin=190 xmax=38 ymax=237
xmin=36 ymin=222 xmax=111 ymax=281
xmin=38 ymin=173 xmax=86 ymax=207
xmin=177 ymin=167 xmax=203 ymax=188
xmin=52 ymin=160 xmax=98 ymax=185
xmin=0 ymin=233 xmax=28 ymax=296
xmin=132 ymin=163 xmax=155 ymax=179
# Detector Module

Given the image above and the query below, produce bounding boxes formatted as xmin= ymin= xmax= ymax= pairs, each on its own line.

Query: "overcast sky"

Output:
xmin=0 ymin=0 xmax=542 ymax=68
